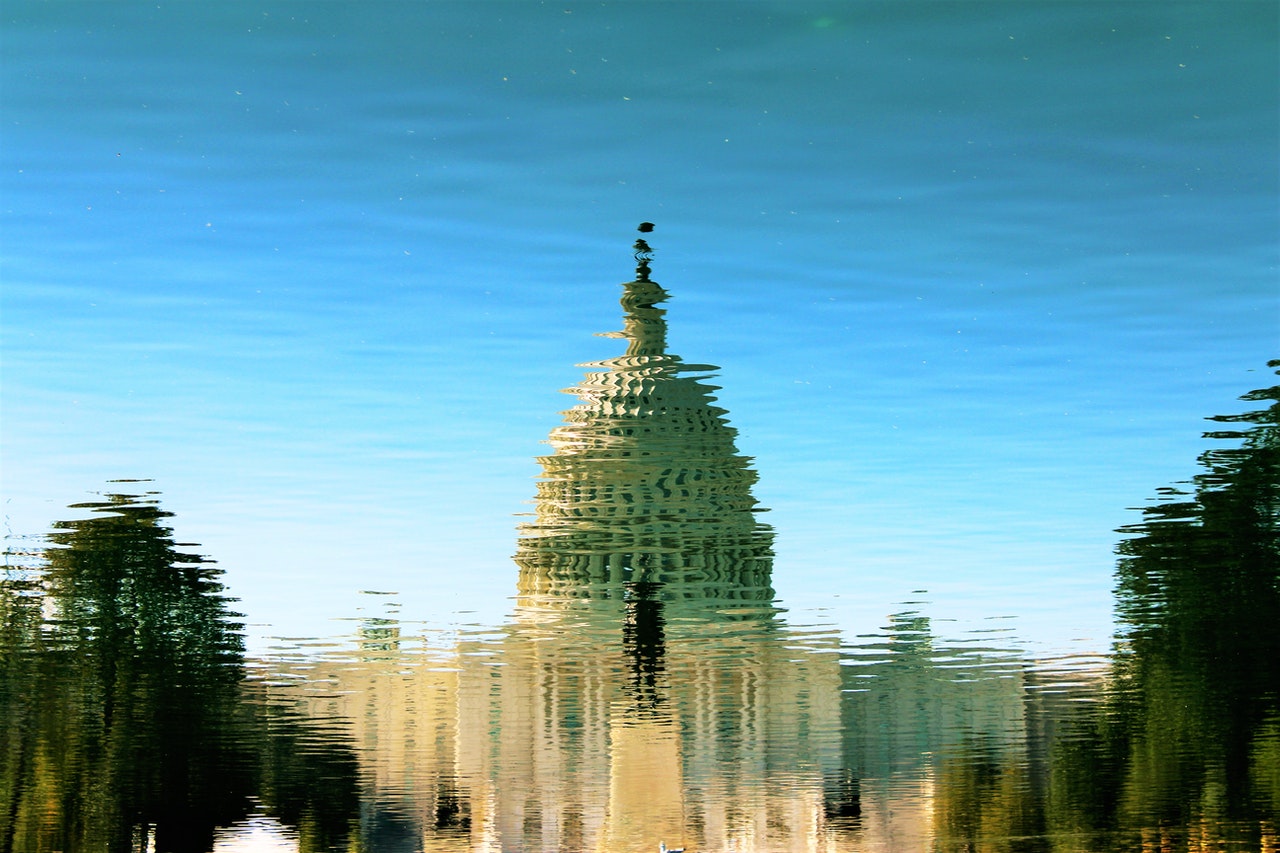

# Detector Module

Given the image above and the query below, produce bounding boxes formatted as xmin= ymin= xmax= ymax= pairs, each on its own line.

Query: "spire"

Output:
xmin=620 ymin=222 xmax=668 ymax=356
xmin=514 ymin=224 xmax=773 ymax=594
xmin=634 ymin=222 xmax=655 ymax=282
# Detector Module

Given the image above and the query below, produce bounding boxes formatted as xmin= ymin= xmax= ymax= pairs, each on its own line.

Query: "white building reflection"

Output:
xmin=251 ymin=267 xmax=1046 ymax=852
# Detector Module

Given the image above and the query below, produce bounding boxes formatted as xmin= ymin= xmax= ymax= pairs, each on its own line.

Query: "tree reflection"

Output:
xmin=1046 ymin=361 xmax=1280 ymax=849
xmin=833 ymin=363 xmax=1280 ymax=851
xmin=1 ymin=488 xmax=364 ymax=853
xmin=248 ymin=704 xmax=362 ymax=852
xmin=1 ymin=489 xmax=253 ymax=852
xmin=1114 ymin=361 xmax=1278 ymax=836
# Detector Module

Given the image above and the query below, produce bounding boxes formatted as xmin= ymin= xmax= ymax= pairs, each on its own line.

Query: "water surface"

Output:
xmin=1 ymin=2 xmax=1277 ymax=851
xmin=5 ymin=275 xmax=1276 ymax=851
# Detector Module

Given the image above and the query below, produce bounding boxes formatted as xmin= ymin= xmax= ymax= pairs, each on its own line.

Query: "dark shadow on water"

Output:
xmin=0 ymin=488 xmax=362 ymax=853
xmin=0 ymin=490 xmax=254 ymax=852
xmin=1038 ymin=359 xmax=1280 ymax=850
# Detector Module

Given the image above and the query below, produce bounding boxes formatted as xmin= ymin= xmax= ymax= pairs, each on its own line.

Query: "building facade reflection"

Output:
xmin=241 ymin=254 xmax=1279 ymax=852
xmin=462 ymin=260 xmax=847 ymax=852
xmin=252 ymin=254 xmax=854 ymax=851
xmin=249 ymin=247 xmax=1063 ymax=852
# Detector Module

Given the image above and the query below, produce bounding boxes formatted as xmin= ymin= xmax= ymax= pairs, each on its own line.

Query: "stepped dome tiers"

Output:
xmin=516 ymin=270 xmax=773 ymax=596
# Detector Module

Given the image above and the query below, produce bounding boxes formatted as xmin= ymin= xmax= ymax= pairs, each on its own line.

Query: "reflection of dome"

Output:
xmin=249 ymin=250 xmax=859 ymax=852
xmin=516 ymin=277 xmax=773 ymax=595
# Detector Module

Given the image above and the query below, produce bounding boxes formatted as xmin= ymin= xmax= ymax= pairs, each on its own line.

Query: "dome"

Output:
xmin=516 ymin=258 xmax=773 ymax=596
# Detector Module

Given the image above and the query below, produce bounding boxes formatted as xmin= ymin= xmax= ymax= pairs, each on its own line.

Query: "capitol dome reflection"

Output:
xmin=242 ymin=235 xmax=1060 ymax=853
xmin=471 ymin=234 xmax=842 ymax=853
xmin=515 ymin=257 xmax=773 ymax=597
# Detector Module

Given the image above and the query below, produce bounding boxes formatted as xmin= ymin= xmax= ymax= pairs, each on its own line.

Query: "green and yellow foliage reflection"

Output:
xmin=0 ymin=490 xmax=361 ymax=853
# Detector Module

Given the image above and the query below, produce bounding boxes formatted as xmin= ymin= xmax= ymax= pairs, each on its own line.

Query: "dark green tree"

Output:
xmin=1111 ymin=361 xmax=1279 ymax=828
xmin=1 ymin=490 xmax=254 ymax=853
xmin=248 ymin=701 xmax=362 ymax=853
xmin=1044 ymin=362 xmax=1280 ymax=847
xmin=0 ymin=555 xmax=49 ymax=852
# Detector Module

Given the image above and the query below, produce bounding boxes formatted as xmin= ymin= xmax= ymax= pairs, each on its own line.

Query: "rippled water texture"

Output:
xmin=5 ymin=278 xmax=1277 ymax=851
xmin=2 ymin=2 xmax=1277 ymax=851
